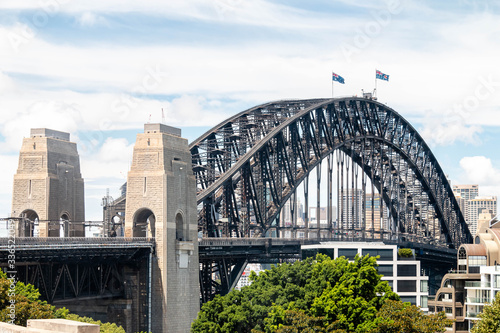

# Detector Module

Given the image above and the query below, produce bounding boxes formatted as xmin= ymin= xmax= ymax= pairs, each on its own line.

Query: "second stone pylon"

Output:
xmin=124 ymin=123 xmax=199 ymax=333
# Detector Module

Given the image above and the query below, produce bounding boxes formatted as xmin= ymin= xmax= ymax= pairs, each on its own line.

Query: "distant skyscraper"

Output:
xmin=340 ymin=189 xmax=364 ymax=229
xmin=453 ymin=184 xmax=479 ymax=201
xmin=453 ymin=185 xmax=479 ymax=223
xmin=309 ymin=206 xmax=337 ymax=228
xmin=365 ymin=193 xmax=388 ymax=232
xmin=468 ymin=196 xmax=497 ymax=236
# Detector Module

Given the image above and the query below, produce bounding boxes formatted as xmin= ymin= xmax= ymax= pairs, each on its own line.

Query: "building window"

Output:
xmin=361 ymin=249 xmax=393 ymax=261
xmin=421 ymin=296 xmax=428 ymax=308
xmin=397 ymin=265 xmax=417 ymax=277
xmin=398 ymin=280 xmax=416 ymax=292
xmin=317 ymin=248 xmax=334 ymax=258
xmin=386 ymin=280 xmax=393 ymax=289
xmin=377 ymin=265 xmax=393 ymax=277
xmin=400 ymin=296 xmax=416 ymax=305
xmin=421 ymin=280 xmax=428 ymax=293
xmin=468 ymin=256 xmax=487 ymax=273
xmin=494 ymin=276 xmax=500 ymax=289
xmin=338 ymin=248 xmax=358 ymax=260
xmin=459 ymin=247 xmax=467 ymax=259
xmin=302 ymin=249 xmax=319 ymax=259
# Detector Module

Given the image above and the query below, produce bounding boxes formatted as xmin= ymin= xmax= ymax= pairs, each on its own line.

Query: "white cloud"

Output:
xmin=97 ymin=137 xmax=133 ymax=163
xmin=0 ymin=98 xmax=84 ymax=153
xmin=77 ymin=12 xmax=108 ymax=27
xmin=1 ymin=0 xmax=500 ymax=221
xmin=0 ymin=0 xmax=361 ymax=31
xmin=419 ymin=112 xmax=483 ymax=146
xmin=460 ymin=156 xmax=500 ymax=184
xmin=459 ymin=156 xmax=500 ymax=198
xmin=0 ymin=155 xmax=19 ymax=218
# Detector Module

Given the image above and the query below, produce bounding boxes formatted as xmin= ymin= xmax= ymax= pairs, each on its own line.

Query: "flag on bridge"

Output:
xmin=376 ymin=70 xmax=389 ymax=81
xmin=332 ymin=72 xmax=345 ymax=84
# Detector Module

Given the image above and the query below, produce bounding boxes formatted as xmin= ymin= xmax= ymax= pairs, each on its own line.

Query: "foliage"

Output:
xmin=191 ymin=254 xmax=399 ymax=333
xmin=0 ymin=270 xmax=56 ymax=326
xmin=471 ymin=294 xmax=500 ymax=333
xmin=65 ymin=314 xmax=126 ymax=333
xmin=369 ymin=299 xmax=452 ymax=333
xmin=397 ymin=248 xmax=413 ymax=258
xmin=0 ymin=270 xmax=125 ymax=332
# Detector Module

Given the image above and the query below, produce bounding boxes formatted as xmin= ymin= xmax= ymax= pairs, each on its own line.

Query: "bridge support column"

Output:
xmin=125 ymin=124 xmax=199 ymax=333
xmin=11 ymin=128 xmax=85 ymax=237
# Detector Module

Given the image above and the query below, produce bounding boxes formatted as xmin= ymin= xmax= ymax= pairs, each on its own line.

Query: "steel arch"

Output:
xmin=190 ymin=98 xmax=472 ymax=249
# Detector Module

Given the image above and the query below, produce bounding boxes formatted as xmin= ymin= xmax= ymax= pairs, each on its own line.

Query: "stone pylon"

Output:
xmin=11 ymin=128 xmax=85 ymax=237
xmin=124 ymin=124 xmax=199 ymax=333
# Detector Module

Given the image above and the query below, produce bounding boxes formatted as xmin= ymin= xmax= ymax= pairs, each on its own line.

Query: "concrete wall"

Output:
xmin=0 ymin=319 xmax=98 ymax=333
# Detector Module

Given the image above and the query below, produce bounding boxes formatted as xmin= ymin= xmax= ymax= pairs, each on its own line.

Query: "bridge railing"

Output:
xmin=199 ymin=237 xmax=301 ymax=246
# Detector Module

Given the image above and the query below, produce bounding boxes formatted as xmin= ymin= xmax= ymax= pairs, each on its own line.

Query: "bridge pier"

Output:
xmin=11 ymin=128 xmax=85 ymax=237
xmin=124 ymin=124 xmax=199 ymax=333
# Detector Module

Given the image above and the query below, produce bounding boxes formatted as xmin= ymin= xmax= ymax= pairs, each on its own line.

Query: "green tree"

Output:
xmin=65 ymin=314 xmax=126 ymax=333
xmin=0 ymin=270 xmax=55 ymax=326
xmin=470 ymin=295 xmax=500 ymax=333
xmin=192 ymin=254 xmax=399 ymax=333
xmin=370 ymin=299 xmax=452 ymax=333
xmin=309 ymin=255 xmax=396 ymax=332
xmin=0 ymin=270 xmax=125 ymax=332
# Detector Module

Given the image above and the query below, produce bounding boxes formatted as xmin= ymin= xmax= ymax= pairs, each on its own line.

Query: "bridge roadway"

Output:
xmin=1 ymin=236 xmax=457 ymax=300
xmin=0 ymin=236 xmax=458 ymax=264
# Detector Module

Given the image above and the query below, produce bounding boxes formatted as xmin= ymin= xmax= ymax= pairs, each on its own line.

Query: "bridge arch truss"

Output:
xmin=190 ymin=98 xmax=472 ymax=249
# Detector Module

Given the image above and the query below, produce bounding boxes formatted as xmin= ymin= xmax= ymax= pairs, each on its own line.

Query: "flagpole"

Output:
xmin=374 ymin=69 xmax=377 ymax=98
xmin=331 ymin=71 xmax=334 ymax=98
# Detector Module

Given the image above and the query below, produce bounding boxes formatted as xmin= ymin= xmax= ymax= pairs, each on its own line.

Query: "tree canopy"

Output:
xmin=192 ymin=254 xmax=451 ymax=333
xmin=0 ymin=270 xmax=125 ymax=332
xmin=0 ymin=270 xmax=56 ymax=326
xmin=370 ymin=299 xmax=452 ymax=333
xmin=192 ymin=254 xmax=399 ymax=333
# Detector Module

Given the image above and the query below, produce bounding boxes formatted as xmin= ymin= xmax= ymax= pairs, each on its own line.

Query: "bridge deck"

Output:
xmin=0 ymin=237 xmax=154 ymax=263
xmin=0 ymin=237 xmax=457 ymax=263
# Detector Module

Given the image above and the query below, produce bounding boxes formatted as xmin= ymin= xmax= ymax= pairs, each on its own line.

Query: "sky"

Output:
xmin=0 ymin=0 xmax=500 ymax=222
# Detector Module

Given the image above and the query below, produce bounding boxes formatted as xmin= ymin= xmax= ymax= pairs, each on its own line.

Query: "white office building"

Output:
xmin=302 ymin=242 xmax=429 ymax=310
xmin=468 ymin=196 xmax=497 ymax=236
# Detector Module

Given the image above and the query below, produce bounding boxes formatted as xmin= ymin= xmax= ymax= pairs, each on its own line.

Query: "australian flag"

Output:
xmin=332 ymin=72 xmax=345 ymax=84
xmin=376 ymin=70 xmax=389 ymax=81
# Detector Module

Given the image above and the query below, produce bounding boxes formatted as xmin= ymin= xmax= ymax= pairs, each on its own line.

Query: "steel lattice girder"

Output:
xmin=190 ymin=98 xmax=472 ymax=249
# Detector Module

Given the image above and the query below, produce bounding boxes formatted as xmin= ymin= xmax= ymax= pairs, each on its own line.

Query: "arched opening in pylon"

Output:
xmin=20 ymin=209 xmax=39 ymax=237
xmin=133 ymin=208 xmax=155 ymax=238
xmin=60 ymin=212 xmax=70 ymax=237
xmin=176 ymin=212 xmax=184 ymax=241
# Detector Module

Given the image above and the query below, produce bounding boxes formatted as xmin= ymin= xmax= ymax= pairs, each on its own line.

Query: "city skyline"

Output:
xmin=1 ymin=1 xmax=500 ymax=220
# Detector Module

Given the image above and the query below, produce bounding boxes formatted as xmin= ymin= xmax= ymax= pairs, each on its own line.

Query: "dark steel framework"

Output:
xmin=0 ymin=237 xmax=153 ymax=332
xmin=190 ymin=98 xmax=472 ymax=248
xmin=198 ymin=237 xmax=302 ymax=302
xmin=191 ymin=97 xmax=472 ymax=302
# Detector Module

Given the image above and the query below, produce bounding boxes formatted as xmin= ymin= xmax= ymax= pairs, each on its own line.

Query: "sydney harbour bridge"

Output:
xmin=191 ymin=97 xmax=471 ymax=247
xmin=0 ymin=96 xmax=473 ymax=332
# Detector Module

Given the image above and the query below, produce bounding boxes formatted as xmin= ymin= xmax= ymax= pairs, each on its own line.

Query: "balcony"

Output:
xmin=465 ymin=281 xmax=491 ymax=288
xmin=466 ymin=297 xmax=491 ymax=304
xmin=466 ymin=311 xmax=482 ymax=318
